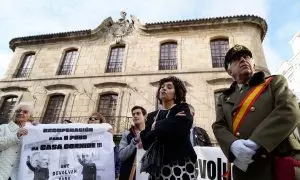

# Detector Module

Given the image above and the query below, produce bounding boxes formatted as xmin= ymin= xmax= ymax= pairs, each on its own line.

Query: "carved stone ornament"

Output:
xmin=109 ymin=11 xmax=134 ymax=40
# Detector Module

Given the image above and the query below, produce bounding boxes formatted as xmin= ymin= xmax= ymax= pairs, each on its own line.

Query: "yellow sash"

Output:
xmin=224 ymin=77 xmax=273 ymax=180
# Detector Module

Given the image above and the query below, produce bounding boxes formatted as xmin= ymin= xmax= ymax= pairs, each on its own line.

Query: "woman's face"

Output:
xmin=159 ymin=81 xmax=176 ymax=103
xmin=15 ymin=107 xmax=31 ymax=124
xmin=88 ymin=115 xmax=101 ymax=124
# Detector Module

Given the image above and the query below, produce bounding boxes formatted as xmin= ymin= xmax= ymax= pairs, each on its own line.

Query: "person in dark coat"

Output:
xmin=77 ymin=152 xmax=96 ymax=180
xmin=140 ymin=76 xmax=197 ymax=180
xmin=114 ymin=144 xmax=121 ymax=178
xmin=26 ymin=154 xmax=50 ymax=180
xmin=188 ymin=104 xmax=212 ymax=147
xmin=212 ymin=44 xmax=300 ymax=180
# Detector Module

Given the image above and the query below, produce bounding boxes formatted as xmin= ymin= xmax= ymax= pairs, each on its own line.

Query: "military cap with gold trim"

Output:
xmin=224 ymin=44 xmax=252 ymax=70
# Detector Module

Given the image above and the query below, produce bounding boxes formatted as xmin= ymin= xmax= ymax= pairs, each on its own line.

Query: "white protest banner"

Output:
xmin=136 ymin=149 xmax=149 ymax=180
xmin=18 ymin=123 xmax=115 ymax=180
xmin=136 ymin=146 xmax=228 ymax=180
xmin=194 ymin=146 xmax=228 ymax=180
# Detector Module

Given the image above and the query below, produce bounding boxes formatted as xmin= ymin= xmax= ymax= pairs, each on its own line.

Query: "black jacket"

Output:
xmin=26 ymin=161 xmax=49 ymax=180
xmin=192 ymin=126 xmax=212 ymax=146
xmin=140 ymin=103 xmax=197 ymax=164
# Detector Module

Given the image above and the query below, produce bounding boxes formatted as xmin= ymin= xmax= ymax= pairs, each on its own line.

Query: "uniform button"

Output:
xmin=11 ymin=165 xmax=13 ymax=167
xmin=235 ymin=132 xmax=240 ymax=136
xmin=261 ymin=154 xmax=267 ymax=158
xmin=250 ymin=106 xmax=255 ymax=111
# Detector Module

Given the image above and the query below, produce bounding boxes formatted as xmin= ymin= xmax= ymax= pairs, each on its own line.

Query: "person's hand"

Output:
xmin=244 ymin=139 xmax=260 ymax=151
xmin=230 ymin=139 xmax=256 ymax=164
xmin=137 ymin=142 xmax=143 ymax=149
xmin=176 ymin=111 xmax=186 ymax=116
xmin=17 ymin=128 xmax=28 ymax=138
xmin=29 ymin=120 xmax=39 ymax=126
xmin=234 ymin=158 xmax=249 ymax=172
xmin=135 ymin=133 xmax=141 ymax=142
xmin=107 ymin=129 xmax=114 ymax=134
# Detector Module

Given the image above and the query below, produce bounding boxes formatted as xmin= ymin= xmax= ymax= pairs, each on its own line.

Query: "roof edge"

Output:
xmin=8 ymin=14 xmax=267 ymax=51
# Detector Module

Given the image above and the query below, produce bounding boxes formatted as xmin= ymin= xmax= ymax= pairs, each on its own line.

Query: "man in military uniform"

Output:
xmin=212 ymin=44 xmax=300 ymax=180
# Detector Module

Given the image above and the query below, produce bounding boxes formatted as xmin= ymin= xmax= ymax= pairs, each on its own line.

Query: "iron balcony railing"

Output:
xmin=159 ymin=60 xmax=177 ymax=70
xmin=14 ymin=68 xmax=31 ymax=78
xmin=57 ymin=65 xmax=75 ymax=75
xmin=105 ymin=62 xmax=122 ymax=72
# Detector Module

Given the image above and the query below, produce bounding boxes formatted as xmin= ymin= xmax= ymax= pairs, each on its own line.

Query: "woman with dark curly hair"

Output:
xmin=140 ymin=76 xmax=197 ymax=180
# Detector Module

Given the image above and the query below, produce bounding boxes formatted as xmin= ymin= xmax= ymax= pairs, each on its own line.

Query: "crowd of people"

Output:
xmin=1 ymin=44 xmax=300 ymax=180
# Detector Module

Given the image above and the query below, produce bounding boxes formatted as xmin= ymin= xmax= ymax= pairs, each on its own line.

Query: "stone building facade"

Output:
xmin=0 ymin=13 xmax=268 ymax=143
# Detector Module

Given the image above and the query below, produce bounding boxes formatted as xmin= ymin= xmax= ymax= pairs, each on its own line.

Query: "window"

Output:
xmin=159 ymin=42 xmax=177 ymax=70
xmin=0 ymin=96 xmax=18 ymax=124
xmin=57 ymin=49 xmax=78 ymax=75
xmin=14 ymin=53 xmax=35 ymax=78
xmin=106 ymin=46 xmax=124 ymax=72
xmin=42 ymin=95 xmax=65 ymax=123
xmin=210 ymin=39 xmax=229 ymax=68
xmin=98 ymin=94 xmax=118 ymax=124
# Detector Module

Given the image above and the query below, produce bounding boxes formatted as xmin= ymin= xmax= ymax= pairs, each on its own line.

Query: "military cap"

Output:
xmin=224 ymin=44 xmax=252 ymax=70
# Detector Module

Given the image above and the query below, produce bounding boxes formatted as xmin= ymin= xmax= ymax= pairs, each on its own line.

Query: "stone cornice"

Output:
xmin=0 ymin=69 xmax=228 ymax=83
xmin=45 ymin=84 xmax=77 ymax=91
xmin=9 ymin=30 xmax=92 ymax=51
xmin=0 ymin=86 xmax=28 ymax=92
xmin=145 ymin=15 xmax=267 ymax=40
xmin=94 ymin=82 xmax=129 ymax=88
xmin=206 ymin=78 xmax=233 ymax=85
xmin=9 ymin=15 xmax=267 ymax=51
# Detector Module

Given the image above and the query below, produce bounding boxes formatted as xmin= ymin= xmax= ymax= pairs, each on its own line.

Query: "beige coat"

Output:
xmin=0 ymin=121 xmax=20 ymax=180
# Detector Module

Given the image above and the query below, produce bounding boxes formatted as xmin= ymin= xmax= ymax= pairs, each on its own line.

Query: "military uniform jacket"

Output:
xmin=212 ymin=72 xmax=300 ymax=180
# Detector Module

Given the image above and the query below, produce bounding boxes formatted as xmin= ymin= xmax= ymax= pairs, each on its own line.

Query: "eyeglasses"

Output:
xmin=88 ymin=117 xmax=99 ymax=121
xmin=15 ymin=109 xmax=29 ymax=114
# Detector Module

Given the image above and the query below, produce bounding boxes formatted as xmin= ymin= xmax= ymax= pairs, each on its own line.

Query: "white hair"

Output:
xmin=13 ymin=102 xmax=34 ymax=116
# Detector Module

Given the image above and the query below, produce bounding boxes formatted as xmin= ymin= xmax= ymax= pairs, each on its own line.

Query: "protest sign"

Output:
xmin=18 ymin=123 xmax=115 ymax=180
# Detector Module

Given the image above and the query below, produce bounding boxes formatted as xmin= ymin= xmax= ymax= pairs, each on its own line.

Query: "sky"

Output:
xmin=0 ymin=0 xmax=299 ymax=77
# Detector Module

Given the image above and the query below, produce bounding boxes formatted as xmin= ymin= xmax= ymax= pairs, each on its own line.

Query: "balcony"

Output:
xmin=14 ymin=68 xmax=31 ymax=78
xmin=159 ymin=61 xmax=177 ymax=70
xmin=57 ymin=65 xmax=74 ymax=75
xmin=32 ymin=116 xmax=131 ymax=134
xmin=105 ymin=62 xmax=122 ymax=72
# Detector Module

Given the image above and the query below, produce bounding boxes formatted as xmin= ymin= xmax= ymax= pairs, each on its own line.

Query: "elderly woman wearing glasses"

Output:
xmin=87 ymin=112 xmax=114 ymax=133
xmin=87 ymin=112 xmax=121 ymax=178
xmin=0 ymin=102 xmax=37 ymax=180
